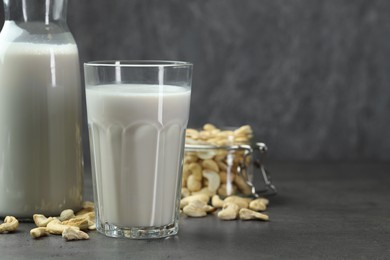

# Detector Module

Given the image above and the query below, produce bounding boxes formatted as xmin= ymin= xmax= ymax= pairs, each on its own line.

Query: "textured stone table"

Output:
xmin=1 ymin=163 xmax=389 ymax=259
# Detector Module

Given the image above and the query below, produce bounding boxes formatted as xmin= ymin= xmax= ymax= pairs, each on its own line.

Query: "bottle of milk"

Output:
xmin=0 ymin=0 xmax=83 ymax=218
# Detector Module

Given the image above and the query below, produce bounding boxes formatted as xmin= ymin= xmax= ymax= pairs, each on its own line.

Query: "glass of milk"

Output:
xmin=84 ymin=60 xmax=192 ymax=239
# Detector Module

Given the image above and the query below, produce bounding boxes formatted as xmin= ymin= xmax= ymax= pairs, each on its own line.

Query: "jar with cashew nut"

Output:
xmin=183 ymin=124 xmax=256 ymax=198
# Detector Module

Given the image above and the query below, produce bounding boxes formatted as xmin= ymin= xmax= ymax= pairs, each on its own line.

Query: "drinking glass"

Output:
xmin=84 ymin=60 xmax=192 ymax=239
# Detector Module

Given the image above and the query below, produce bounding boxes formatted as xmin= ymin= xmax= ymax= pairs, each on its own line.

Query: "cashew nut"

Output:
xmin=82 ymin=201 xmax=94 ymax=210
xmin=30 ymin=227 xmax=49 ymax=239
xmin=202 ymin=159 xmax=219 ymax=172
xmin=224 ymin=196 xmax=250 ymax=209
xmin=183 ymin=200 xmax=214 ymax=217
xmin=211 ymin=195 xmax=224 ymax=208
xmin=217 ymin=183 xmax=237 ymax=197
xmin=219 ymin=172 xmax=227 ymax=183
xmin=75 ymin=201 xmax=95 ymax=216
xmin=76 ymin=209 xmax=94 ymax=217
xmin=196 ymin=150 xmax=216 ymax=160
xmin=0 ymin=216 xmax=19 ymax=233
xmin=239 ymin=208 xmax=269 ymax=221
xmin=191 ymin=187 xmax=214 ymax=197
xmin=249 ymin=198 xmax=269 ymax=211
xmin=62 ymin=226 xmax=89 ymax=241
xmin=215 ymin=139 xmax=230 ymax=146
xmin=198 ymin=130 xmax=212 ymax=140
xmin=47 ymin=219 xmax=74 ymax=235
xmin=61 ymin=216 xmax=89 ymax=230
xmin=186 ymin=128 xmax=199 ymax=139
xmin=180 ymin=194 xmax=210 ymax=209
xmin=88 ymin=224 xmax=96 ymax=230
xmin=202 ymin=170 xmax=221 ymax=194
xmin=184 ymin=154 xmax=198 ymax=164
xmin=217 ymin=202 xmax=240 ymax=220
xmin=234 ymin=136 xmax=249 ymax=143
xmin=219 ymin=171 xmax=235 ymax=184
xmin=74 ymin=211 xmax=95 ymax=229
xmin=217 ymin=130 xmax=235 ymax=139
xmin=188 ymin=162 xmax=203 ymax=181
xmin=58 ymin=209 xmax=75 ymax=221
xmin=234 ymin=175 xmax=253 ymax=195
xmin=187 ymin=175 xmax=202 ymax=192
xmin=233 ymin=125 xmax=252 ymax=136
xmin=33 ymin=214 xmax=55 ymax=227
xmin=203 ymin=123 xmax=217 ymax=131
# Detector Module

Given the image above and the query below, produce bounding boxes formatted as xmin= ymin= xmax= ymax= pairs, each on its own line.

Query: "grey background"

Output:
xmin=2 ymin=0 xmax=390 ymax=161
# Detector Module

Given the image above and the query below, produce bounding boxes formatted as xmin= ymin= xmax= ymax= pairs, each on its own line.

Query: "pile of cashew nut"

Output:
xmin=0 ymin=202 xmax=95 ymax=240
xmin=183 ymin=124 xmax=254 ymax=198
xmin=30 ymin=201 xmax=95 ymax=241
xmin=186 ymin=124 xmax=253 ymax=146
xmin=181 ymin=194 xmax=269 ymax=221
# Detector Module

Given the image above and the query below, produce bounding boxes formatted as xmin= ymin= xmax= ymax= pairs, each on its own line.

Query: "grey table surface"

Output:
xmin=1 ymin=163 xmax=389 ymax=259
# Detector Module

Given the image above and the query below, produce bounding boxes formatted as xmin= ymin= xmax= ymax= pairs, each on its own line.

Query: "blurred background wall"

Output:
xmin=1 ymin=0 xmax=390 ymax=162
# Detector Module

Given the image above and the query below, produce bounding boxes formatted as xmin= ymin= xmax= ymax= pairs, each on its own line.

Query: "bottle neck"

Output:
xmin=3 ymin=0 xmax=67 ymax=24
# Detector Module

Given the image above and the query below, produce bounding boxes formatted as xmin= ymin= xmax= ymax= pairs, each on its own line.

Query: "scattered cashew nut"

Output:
xmin=0 ymin=216 xmax=19 ymax=233
xmin=180 ymin=194 xmax=210 ymax=209
xmin=183 ymin=200 xmax=214 ymax=217
xmin=58 ymin=209 xmax=75 ymax=222
xmin=47 ymin=219 xmax=75 ymax=235
xmin=239 ymin=208 xmax=269 ymax=221
xmin=217 ymin=202 xmax=240 ymax=220
xmin=76 ymin=201 xmax=95 ymax=216
xmin=33 ymin=214 xmax=55 ymax=227
xmin=223 ymin=196 xmax=250 ymax=209
xmin=61 ymin=216 xmax=89 ymax=230
xmin=62 ymin=226 xmax=89 ymax=241
xmin=29 ymin=203 xmax=96 ymax=240
xmin=211 ymin=195 xmax=224 ymax=208
xmin=30 ymin=227 xmax=49 ymax=239
xmin=249 ymin=198 xmax=269 ymax=211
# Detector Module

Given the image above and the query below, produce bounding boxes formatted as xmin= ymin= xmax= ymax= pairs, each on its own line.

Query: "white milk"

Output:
xmin=86 ymin=84 xmax=190 ymax=227
xmin=0 ymin=42 xmax=83 ymax=217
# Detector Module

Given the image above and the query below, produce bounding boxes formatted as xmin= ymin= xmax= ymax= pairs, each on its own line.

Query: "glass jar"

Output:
xmin=183 ymin=127 xmax=276 ymax=198
xmin=0 ymin=0 xmax=83 ymax=218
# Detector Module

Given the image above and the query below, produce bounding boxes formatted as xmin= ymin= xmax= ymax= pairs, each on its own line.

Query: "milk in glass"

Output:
xmin=86 ymin=84 xmax=190 ymax=227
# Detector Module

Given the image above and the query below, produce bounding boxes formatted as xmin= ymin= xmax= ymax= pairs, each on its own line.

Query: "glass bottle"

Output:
xmin=0 ymin=0 xmax=83 ymax=218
